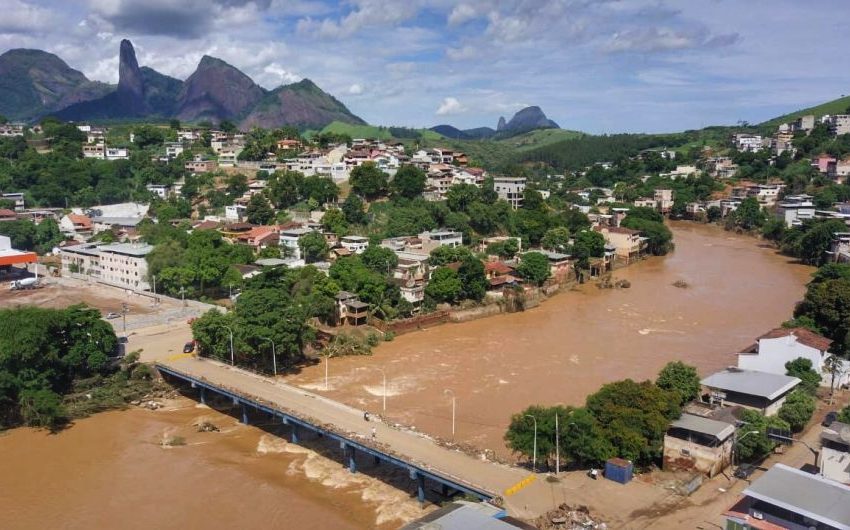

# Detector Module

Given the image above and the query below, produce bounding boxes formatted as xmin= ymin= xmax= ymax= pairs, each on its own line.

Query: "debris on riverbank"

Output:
xmin=672 ymin=280 xmax=689 ymax=288
xmin=532 ymin=503 xmax=607 ymax=529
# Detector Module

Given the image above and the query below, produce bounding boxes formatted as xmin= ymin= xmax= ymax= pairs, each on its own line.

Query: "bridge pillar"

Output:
xmin=199 ymin=387 xmax=206 ymax=405
xmin=374 ymin=455 xmax=380 ymax=467
xmin=241 ymin=404 xmax=249 ymax=425
xmin=441 ymin=484 xmax=449 ymax=497
xmin=410 ymin=469 xmax=426 ymax=505
xmin=346 ymin=444 xmax=357 ymax=473
xmin=291 ymin=424 xmax=299 ymax=444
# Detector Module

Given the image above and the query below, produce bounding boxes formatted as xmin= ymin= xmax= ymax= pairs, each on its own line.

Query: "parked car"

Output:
xmin=734 ymin=463 xmax=756 ymax=480
xmin=183 ymin=342 xmax=195 ymax=353
xmin=105 ymin=312 xmax=120 ymax=319
xmin=822 ymin=411 xmax=838 ymax=427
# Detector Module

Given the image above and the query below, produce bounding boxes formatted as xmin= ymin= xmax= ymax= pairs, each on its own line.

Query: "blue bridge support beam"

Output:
xmin=241 ymin=403 xmax=249 ymax=425
xmin=199 ymin=386 xmax=206 ymax=405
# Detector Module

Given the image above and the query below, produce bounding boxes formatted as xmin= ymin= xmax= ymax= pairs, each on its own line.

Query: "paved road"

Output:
xmin=159 ymin=356 xmax=554 ymax=518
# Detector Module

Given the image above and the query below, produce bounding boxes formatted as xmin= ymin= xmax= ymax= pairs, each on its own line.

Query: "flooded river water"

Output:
xmin=0 ymin=222 xmax=814 ymax=528
xmin=288 ymin=222 xmax=814 ymax=456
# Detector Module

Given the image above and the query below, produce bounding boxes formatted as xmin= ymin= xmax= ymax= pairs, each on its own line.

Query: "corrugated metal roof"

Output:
xmin=670 ymin=413 xmax=735 ymax=441
xmin=700 ymin=368 xmax=800 ymax=400
xmin=744 ymin=464 xmax=850 ymax=530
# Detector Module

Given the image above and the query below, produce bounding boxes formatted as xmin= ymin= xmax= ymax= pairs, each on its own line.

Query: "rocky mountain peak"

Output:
xmin=117 ymin=39 xmax=145 ymax=112
xmin=497 ymin=116 xmax=507 ymax=131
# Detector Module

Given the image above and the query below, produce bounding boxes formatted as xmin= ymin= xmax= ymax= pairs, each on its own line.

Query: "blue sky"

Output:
xmin=2 ymin=0 xmax=849 ymax=133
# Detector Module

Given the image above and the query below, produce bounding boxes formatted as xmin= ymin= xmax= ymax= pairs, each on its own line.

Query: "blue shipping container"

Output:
xmin=604 ymin=458 xmax=633 ymax=484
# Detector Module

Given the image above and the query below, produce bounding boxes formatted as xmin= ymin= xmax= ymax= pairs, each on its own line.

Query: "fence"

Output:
xmin=369 ymin=310 xmax=450 ymax=336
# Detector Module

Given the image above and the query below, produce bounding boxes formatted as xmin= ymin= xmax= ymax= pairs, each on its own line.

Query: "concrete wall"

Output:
xmin=663 ymin=435 xmax=732 ymax=478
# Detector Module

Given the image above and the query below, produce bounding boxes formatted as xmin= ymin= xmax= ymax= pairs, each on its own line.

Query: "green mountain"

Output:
xmin=761 ymin=94 xmax=850 ymax=127
xmin=0 ymin=49 xmax=111 ymax=121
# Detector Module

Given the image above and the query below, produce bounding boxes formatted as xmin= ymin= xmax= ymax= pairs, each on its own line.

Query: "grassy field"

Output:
xmin=760 ymin=95 xmax=850 ymax=127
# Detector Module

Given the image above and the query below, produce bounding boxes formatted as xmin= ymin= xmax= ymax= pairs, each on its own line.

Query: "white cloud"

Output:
xmin=263 ymin=63 xmax=302 ymax=85
xmin=348 ymin=83 xmax=364 ymax=95
xmin=436 ymin=97 xmax=466 ymax=116
xmin=447 ymin=4 xmax=477 ymax=26
xmin=0 ymin=0 xmax=60 ymax=34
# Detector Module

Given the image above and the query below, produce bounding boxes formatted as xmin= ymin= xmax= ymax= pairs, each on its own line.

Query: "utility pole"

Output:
xmin=524 ymin=414 xmax=538 ymax=473
xmin=121 ymin=302 xmax=128 ymax=334
xmin=444 ymin=389 xmax=456 ymax=439
xmin=261 ymin=336 xmax=277 ymax=376
xmin=555 ymin=412 xmax=560 ymax=475
xmin=223 ymin=325 xmax=235 ymax=365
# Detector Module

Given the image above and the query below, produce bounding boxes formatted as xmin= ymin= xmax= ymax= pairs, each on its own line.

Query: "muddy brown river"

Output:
xmin=0 ymin=222 xmax=813 ymax=528
xmin=289 ymin=222 xmax=814 ymax=456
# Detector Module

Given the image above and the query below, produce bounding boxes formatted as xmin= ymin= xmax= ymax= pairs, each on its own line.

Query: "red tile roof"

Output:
xmin=193 ymin=220 xmax=220 ymax=231
xmin=485 ymin=261 xmax=514 ymax=275
xmin=756 ymin=327 xmax=832 ymax=352
xmin=0 ymin=209 xmax=16 ymax=218
xmin=67 ymin=214 xmax=92 ymax=228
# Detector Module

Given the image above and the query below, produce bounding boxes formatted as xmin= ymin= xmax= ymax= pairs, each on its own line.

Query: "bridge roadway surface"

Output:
xmin=157 ymin=356 xmax=553 ymax=518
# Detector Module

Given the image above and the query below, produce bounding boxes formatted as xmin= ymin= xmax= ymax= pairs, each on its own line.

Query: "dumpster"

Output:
xmin=604 ymin=457 xmax=633 ymax=484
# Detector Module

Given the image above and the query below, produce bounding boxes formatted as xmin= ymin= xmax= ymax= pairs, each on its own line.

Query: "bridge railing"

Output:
xmin=155 ymin=362 xmax=497 ymax=502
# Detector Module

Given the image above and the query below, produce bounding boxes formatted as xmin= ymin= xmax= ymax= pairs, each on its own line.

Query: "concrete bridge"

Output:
xmin=156 ymin=357 xmax=546 ymax=516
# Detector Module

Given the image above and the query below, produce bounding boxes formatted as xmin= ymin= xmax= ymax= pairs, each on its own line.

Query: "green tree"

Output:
xmin=761 ymin=217 xmax=786 ymax=242
xmin=621 ymin=217 xmax=673 ymax=255
xmin=517 ymin=252 xmax=551 ymax=286
xmin=0 ymin=219 xmax=36 ymax=250
xmin=298 ymin=231 xmax=329 ymax=263
xmin=446 ymin=184 xmax=480 ymax=213
xmin=734 ymin=409 xmax=790 ymax=462
xmin=706 ymin=206 xmax=722 ymax=222
xmin=350 ymin=162 xmax=389 ymax=199
xmin=585 ymin=379 xmax=680 ymax=466
xmin=390 ymin=164 xmax=426 ymax=199
xmin=730 ymin=197 xmax=765 ymax=230
xmin=342 ymin=193 xmax=368 ymax=225
xmin=656 ymin=361 xmax=701 ymax=406
xmin=246 ymin=194 xmax=274 ymax=225
xmin=504 ymin=405 xmax=572 ymax=469
xmin=794 ymin=276 xmax=850 ymax=354
xmin=321 ymin=207 xmax=348 ymax=235
xmin=458 ymin=255 xmax=487 ymax=302
xmin=424 ymin=267 xmax=462 ymax=304
xmin=486 ymin=238 xmax=520 ymax=259
xmin=777 ymin=390 xmax=816 ymax=432
xmin=785 ymin=357 xmax=821 ymax=395
xmin=541 ymin=227 xmax=571 ymax=252
xmin=361 ymin=244 xmax=398 ymax=275
xmin=34 ymin=218 xmax=62 ymax=254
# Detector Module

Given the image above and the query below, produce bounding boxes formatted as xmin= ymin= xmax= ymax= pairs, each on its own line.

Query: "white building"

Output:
xmin=738 ymin=327 xmax=849 ymax=388
xmin=493 ymin=177 xmax=526 ymax=209
xmin=828 ymin=114 xmax=850 ymax=136
xmin=701 ymin=368 xmax=801 ymax=417
xmin=146 ymin=184 xmax=170 ymax=199
xmin=734 ymin=133 xmax=764 ymax=152
xmin=225 ymin=204 xmax=247 ymax=221
xmin=340 ymin=235 xmax=370 ymax=254
xmin=775 ymin=196 xmax=816 ymax=227
xmin=278 ymin=227 xmax=314 ymax=260
xmin=105 ymin=147 xmax=129 ymax=160
xmin=418 ymin=230 xmax=463 ymax=249
xmin=60 ymin=242 xmax=153 ymax=291
xmin=165 ymin=142 xmax=184 ymax=159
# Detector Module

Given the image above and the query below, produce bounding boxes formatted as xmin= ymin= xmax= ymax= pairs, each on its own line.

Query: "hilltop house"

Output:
xmin=737 ymin=327 xmax=849 ymax=388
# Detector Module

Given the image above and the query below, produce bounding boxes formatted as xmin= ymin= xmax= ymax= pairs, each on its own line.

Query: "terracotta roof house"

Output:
xmin=0 ymin=208 xmax=17 ymax=221
xmin=738 ymin=327 xmax=848 ymax=388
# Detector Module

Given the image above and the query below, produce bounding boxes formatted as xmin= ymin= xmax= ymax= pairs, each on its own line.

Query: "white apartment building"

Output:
xmin=418 ymin=230 xmax=463 ymax=249
xmin=493 ymin=177 xmax=526 ymax=209
xmin=225 ymin=204 xmax=247 ymax=221
xmin=105 ymin=147 xmax=129 ymax=160
xmin=828 ymin=114 xmax=850 ymax=136
xmin=165 ymin=142 xmax=184 ymax=158
xmin=734 ymin=134 xmax=764 ymax=152
xmin=60 ymin=242 xmax=153 ymax=291
xmin=775 ymin=196 xmax=815 ymax=228
xmin=278 ymin=227 xmax=314 ymax=260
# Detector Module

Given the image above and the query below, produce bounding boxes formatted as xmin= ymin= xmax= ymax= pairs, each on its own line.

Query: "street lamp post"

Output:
xmin=223 ymin=325 xmax=235 ymax=365
xmin=524 ymin=414 xmax=538 ymax=473
xmin=555 ymin=412 xmax=560 ymax=475
xmin=444 ymin=389 xmax=456 ymax=438
xmin=261 ymin=336 xmax=277 ymax=376
xmin=152 ymin=275 xmax=157 ymax=304
xmin=121 ymin=302 xmax=128 ymax=334
xmin=733 ymin=430 xmax=761 ymax=469
xmin=374 ymin=367 xmax=387 ymax=412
